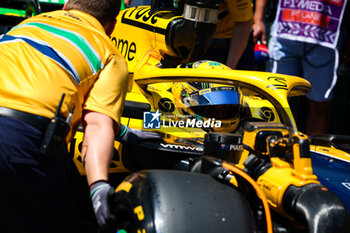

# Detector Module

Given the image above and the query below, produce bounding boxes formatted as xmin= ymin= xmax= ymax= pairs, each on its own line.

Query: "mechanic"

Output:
xmin=0 ymin=0 xmax=157 ymax=232
xmin=203 ymin=0 xmax=254 ymax=70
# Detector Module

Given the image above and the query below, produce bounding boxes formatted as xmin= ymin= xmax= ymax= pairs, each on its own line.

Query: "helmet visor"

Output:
xmin=183 ymin=87 xmax=241 ymax=120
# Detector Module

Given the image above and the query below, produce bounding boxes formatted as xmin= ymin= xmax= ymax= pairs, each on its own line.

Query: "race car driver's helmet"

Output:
xmin=173 ymin=61 xmax=242 ymax=133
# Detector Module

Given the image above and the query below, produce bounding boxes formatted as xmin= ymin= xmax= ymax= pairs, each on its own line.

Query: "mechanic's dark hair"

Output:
xmin=65 ymin=0 xmax=121 ymax=26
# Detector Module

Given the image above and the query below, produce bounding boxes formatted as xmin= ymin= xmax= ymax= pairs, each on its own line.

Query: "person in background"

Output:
xmin=339 ymin=5 xmax=350 ymax=77
xmin=255 ymin=0 xmax=348 ymax=135
xmin=0 ymin=0 xmax=158 ymax=232
xmin=203 ymin=0 xmax=253 ymax=70
xmin=252 ymin=0 xmax=268 ymax=45
xmin=330 ymin=3 xmax=350 ymax=135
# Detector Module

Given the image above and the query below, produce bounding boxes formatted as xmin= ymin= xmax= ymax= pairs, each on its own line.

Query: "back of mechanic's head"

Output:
xmin=65 ymin=0 xmax=121 ymax=26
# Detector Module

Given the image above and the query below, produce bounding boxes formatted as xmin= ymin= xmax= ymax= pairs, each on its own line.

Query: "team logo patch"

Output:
xmin=158 ymin=98 xmax=175 ymax=112
xmin=259 ymin=107 xmax=275 ymax=121
xmin=143 ymin=110 xmax=161 ymax=129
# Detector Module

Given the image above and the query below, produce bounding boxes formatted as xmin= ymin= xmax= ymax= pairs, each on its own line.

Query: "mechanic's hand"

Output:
xmin=90 ymin=181 xmax=117 ymax=233
xmin=117 ymin=124 xmax=162 ymax=145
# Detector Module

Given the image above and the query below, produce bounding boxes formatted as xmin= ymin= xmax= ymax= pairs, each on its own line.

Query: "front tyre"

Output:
xmin=112 ymin=170 xmax=255 ymax=233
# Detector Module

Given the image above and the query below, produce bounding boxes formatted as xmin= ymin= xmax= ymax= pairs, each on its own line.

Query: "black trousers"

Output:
xmin=0 ymin=116 xmax=83 ymax=233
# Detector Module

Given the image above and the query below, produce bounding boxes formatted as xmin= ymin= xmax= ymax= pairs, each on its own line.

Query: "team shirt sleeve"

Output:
xmin=227 ymin=0 xmax=253 ymax=23
xmin=83 ymin=54 xmax=129 ymax=124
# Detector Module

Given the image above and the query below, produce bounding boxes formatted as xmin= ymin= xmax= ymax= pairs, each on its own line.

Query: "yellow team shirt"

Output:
xmin=215 ymin=0 xmax=253 ymax=39
xmin=0 ymin=10 xmax=129 ymax=136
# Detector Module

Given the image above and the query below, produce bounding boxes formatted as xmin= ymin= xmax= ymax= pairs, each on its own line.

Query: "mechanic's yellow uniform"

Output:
xmin=0 ymin=10 xmax=128 ymax=137
xmin=215 ymin=0 xmax=253 ymax=39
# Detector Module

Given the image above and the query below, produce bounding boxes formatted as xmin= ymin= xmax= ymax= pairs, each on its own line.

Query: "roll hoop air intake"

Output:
xmin=166 ymin=0 xmax=219 ymax=62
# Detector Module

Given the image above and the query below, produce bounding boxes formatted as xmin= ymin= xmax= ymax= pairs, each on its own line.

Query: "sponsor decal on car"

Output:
xmin=160 ymin=143 xmax=203 ymax=152
xmin=342 ymin=182 xmax=350 ymax=191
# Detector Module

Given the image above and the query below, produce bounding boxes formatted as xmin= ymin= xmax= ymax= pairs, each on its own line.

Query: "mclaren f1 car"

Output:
xmin=69 ymin=1 xmax=350 ymax=232
xmin=2 ymin=0 xmax=350 ymax=232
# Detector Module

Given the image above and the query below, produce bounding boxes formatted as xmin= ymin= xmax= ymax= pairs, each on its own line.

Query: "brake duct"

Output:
xmin=283 ymin=184 xmax=350 ymax=233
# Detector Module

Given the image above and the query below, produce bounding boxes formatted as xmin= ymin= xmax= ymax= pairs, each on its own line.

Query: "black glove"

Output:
xmin=116 ymin=124 xmax=161 ymax=146
xmin=90 ymin=180 xmax=117 ymax=233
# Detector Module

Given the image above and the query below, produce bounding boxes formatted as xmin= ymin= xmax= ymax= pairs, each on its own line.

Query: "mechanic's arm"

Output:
xmin=82 ymin=110 xmax=116 ymax=186
xmin=226 ymin=19 xmax=252 ymax=69
xmin=82 ymin=110 xmax=120 ymax=232
xmin=252 ymin=0 xmax=268 ymax=44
